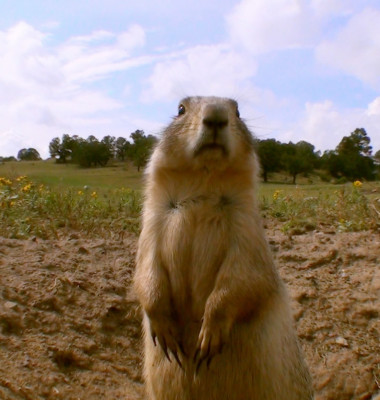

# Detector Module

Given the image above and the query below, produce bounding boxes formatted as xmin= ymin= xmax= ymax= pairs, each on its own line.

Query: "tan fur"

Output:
xmin=134 ymin=96 xmax=313 ymax=400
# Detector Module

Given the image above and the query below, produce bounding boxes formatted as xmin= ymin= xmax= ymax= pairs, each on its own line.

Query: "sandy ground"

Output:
xmin=0 ymin=225 xmax=379 ymax=400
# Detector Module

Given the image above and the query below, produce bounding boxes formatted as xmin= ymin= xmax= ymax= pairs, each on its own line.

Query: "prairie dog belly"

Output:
xmin=160 ymin=194 xmax=230 ymax=322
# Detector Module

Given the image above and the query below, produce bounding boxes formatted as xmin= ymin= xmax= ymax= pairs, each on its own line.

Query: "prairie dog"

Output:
xmin=134 ymin=96 xmax=313 ymax=400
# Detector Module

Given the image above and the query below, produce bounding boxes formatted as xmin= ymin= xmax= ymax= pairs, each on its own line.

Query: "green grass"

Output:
xmin=0 ymin=160 xmax=143 ymax=192
xmin=0 ymin=161 xmax=379 ymax=238
xmin=0 ymin=161 xmax=143 ymax=239
xmin=260 ymin=181 xmax=380 ymax=234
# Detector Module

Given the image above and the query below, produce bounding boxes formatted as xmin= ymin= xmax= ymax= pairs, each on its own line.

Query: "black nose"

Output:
xmin=202 ymin=104 xmax=229 ymax=129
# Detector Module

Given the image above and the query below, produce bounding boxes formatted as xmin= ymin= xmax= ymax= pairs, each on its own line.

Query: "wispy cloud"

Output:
xmin=315 ymin=8 xmax=380 ymax=88
xmin=0 ymin=22 xmax=156 ymax=157
xmin=141 ymin=44 xmax=258 ymax=102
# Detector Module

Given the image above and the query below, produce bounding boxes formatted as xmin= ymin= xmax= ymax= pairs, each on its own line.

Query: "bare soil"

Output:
xmin=0 ymin=225 xmax=379 ymax=400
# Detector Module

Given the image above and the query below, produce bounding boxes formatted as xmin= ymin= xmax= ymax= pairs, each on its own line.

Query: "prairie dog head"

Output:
xmin=152 ymin=96 xmax=256 ymax=172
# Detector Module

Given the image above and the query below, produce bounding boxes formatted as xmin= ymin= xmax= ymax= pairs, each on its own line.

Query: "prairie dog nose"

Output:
xmin=202 ymin=104 xmax=229 ymax=129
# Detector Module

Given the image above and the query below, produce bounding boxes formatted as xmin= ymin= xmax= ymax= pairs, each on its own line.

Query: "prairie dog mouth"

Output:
xmin=194 ymin=142 xmax=228 ymax=157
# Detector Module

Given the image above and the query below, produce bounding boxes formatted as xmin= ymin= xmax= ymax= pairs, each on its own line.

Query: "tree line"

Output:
xmin=3 ymin=127 xmax=379 ymax=183
xmin=257 ymin=128 xmax=379 ymax=183
xmin=48 ymin=130 xmax=157 ymax=171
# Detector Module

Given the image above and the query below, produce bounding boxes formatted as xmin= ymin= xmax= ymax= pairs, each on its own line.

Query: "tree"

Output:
xmin=49 ymin=137 xmax=61 ymax=159
xmin=257 ymin=139 xmax=283 ymax=182
xmin=129 ymin=130 xmax=157 ymax=171
xmin=281 ymin=141 xmax=317 ymax=184
xmin=49 ymin=134 xmax=79 ymax=163
xmin=335 ymin=128 xmax=375 ymax=180
xmin=321 ymin=150 xmax=343 ymax=179
xmin=115 ymin=137 xmax=131 ymax=161
xmin=0 ymin=156 xmax=17 ymax=162
xmin=337 ymin=128 xmax=372 ymax=157
xmin=374 ymin=149 xmax=380 ymax=163
xmin=73 ymin=136 xmax=112 ymax=167
xmin=17 ymin=148 xmax=41 ymax=161
xmin=101 ymin=135 xmax=116 ymax=159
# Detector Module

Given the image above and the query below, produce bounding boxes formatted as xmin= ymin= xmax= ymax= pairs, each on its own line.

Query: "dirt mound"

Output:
xmin=0 ymin=226 xmax=379 ymax=399
xmin=0 ymin=233 xmax=143 ymax=400
xmin=266 ymin=225 xmax=379 ymax=400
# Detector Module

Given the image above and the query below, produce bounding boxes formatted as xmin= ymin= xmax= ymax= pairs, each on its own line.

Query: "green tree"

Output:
xmin=282 ymin=141 xmax=317 ymax=184
xmin=321 ymin=150 xmax=343 ymax=179
xmin=257 ymin=139 xmax=283 ymax=182
xmin=49 ymin=137 xmax=61 ymax=160
xmin=335 ymin=128 xmax=375 ymax=180
xmin=17 ymin=148 xmax=41 ymax=161
xmin=374 ymin=149 xmax=380 ymax=163
xmin=73 ymin=136 xmax=112 ymax=167
xmin=101 ymin=135 xmax=116 ymax=159
xmin=49 ymin=134 xmax=80 ymax=163
xmin=115 ymin=137 xmax=132 ymax=161
xmin=338 ymin=128 xmax=372 ymax=156
xmin=129 ymin=130 xmax=157 ymax=171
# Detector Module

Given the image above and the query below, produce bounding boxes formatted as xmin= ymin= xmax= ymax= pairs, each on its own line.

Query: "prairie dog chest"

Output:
xmin=161 ymin=192 xmax=233 ymax=256
xmin=159 ymin=192 xmax=233 ymax=308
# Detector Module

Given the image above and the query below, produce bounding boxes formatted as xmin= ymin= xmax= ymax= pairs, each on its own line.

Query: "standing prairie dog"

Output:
xmin=134 ymin=96 xmax=313 ymax=400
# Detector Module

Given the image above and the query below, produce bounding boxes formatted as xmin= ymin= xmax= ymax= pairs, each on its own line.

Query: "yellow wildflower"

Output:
xmin=16 ymin=176 xmax=27 ymax=182
xmin=91 ymin=191 xmax=97 ymax=198
xmin=22 ymin=183 xmax=32 ymax=192
xmin=353 ymin=180 xmax=362 ymax=188
xmin=273 ymin=190 xmax=281 ymax=201
xmin=78 ymin=190 xmax=84 ymax=196
xmin=0 ymin=177 xmax=12 ymax=185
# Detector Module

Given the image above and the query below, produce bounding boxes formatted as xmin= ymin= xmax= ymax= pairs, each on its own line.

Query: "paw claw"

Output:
xmin=195 ymin=357 xmax=204 ymax=374
xmin=178 ymin=342 xmax=187 ymax=357
xmin=172 ymin=350 xmax=183 ymax=369
xmin=193 ymin=348 xmax=200 ymax=363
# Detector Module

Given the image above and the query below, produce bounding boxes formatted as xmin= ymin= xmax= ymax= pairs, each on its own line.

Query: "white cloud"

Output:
xmin=310 ymin=0 xmax=357 ymax=17
xmin=283 ymin=99 xmax=380 ymax=152
xmin=225 ymin=0 xmax=374 ymax=55
xmin=141 ymin=44 xmax=258 ymax=102
xmin=0 ymin=22 xmax=153 ymax=158
xmin=367 ymin=97 xmax=380 ymax=116
xmin=61 ymin=25 xmax=148 ymax=84
xmin=315 ymin=8 xmax=380 ymax=87
xmin=226 ymin=0 xmax=319 ymax=54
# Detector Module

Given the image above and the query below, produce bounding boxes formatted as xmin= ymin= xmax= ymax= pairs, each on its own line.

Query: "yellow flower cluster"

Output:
xmin=273 ymin=190 xmax=282 ymax=201
xmin=353 ymin=180 xmax=362 ymax=188
xmin=77 ymin=190 xmax=97 ymax=198
xmin=0 ymin=177 xmax=12 ymax=186
xmin=22 ymin=183 xmax=32 ymax=192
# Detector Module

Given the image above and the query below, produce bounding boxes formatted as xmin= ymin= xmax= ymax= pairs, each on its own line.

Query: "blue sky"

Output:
xmin=0 ymin=0 xmax=379 ymax=158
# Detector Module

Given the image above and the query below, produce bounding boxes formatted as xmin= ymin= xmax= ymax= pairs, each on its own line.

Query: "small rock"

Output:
xmin=335 ymin=336 xmax=348 ymax=347
xmin=4 ymin=301 xmax=18 ymax=310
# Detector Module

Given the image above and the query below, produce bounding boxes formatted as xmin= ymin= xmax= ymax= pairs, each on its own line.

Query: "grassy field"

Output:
xmin=0 ymin=159 xmax=143 ymax=192
xmin=1 ymin=160 xmax=379 ymax=239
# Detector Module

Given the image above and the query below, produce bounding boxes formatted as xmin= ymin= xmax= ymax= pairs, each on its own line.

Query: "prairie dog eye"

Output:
xmin=178 ymin=104 xmax=186 ymax=116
